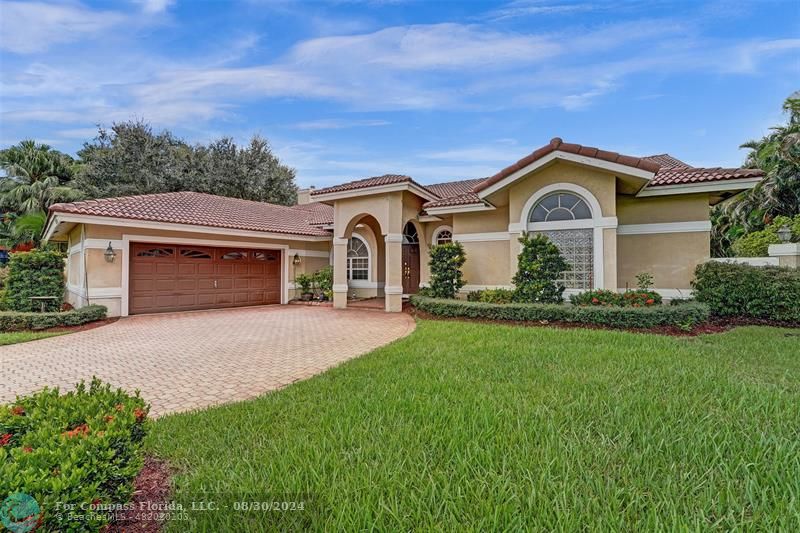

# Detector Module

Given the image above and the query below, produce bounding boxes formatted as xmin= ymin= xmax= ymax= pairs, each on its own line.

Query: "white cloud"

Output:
xmin=0 ymin=1 xmax=125 ymax=54
xmin=133 ymin=0 xmax=174 ymax=14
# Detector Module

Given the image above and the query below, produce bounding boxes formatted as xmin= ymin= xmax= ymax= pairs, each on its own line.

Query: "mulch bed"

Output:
xmin=105 ymin=457 xmax=173 ymax=533
xmin=407 ymin=308 xmax=798 ymax=337
xmin=44 ymin=317 xmax=119 ymax=334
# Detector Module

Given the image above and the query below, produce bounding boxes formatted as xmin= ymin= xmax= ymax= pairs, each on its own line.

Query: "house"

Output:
xmin=44 ymin=138 xmax=764 ymax=316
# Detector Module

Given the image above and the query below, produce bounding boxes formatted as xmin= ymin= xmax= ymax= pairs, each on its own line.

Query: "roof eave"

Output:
xmin=636 ymin=177 xmax=763 ymax=198
xmin=311 ymin=181 xmax=439 ymax=203
xmin=476 ymin=150 xmax=655 ymax=199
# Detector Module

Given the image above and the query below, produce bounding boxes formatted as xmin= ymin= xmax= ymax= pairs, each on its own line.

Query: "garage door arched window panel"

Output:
xmin=346 ymin=236 xmax=370 ymax=281
xmin=180 ymin=248 xmax=212 ymax=260
xmin=136 ymin=247 xmax=174 ymax=258
xmin=221 ymin=250 xmax=247 ymax=260
xmin=529 ymin=192 xmax=592 ymax=223
xmin=253 ymin=250 xmax=279 ymax=262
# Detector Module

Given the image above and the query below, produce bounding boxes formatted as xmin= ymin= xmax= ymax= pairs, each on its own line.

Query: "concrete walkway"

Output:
xmin=0 ymin=306 xmax=415 ymax=416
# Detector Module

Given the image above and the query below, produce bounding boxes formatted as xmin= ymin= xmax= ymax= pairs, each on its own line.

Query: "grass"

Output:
xmin=148 ymin=321 xmax=800 ymax=531
xmin=0 ymin=330 xmax=63 ymax=345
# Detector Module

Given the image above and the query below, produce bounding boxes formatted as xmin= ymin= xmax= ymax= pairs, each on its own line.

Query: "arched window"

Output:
xmin=402 ymin=222 xmax=419 ymax=244
xmin=347 ymin=236 xmax=370 ymax=281
xmin=433 ymin=227 xmax=453 ymax=245
xmin=527 ymin=190 xmax=595 ymax=290
xmin=529 ymin=192 xmax=591 ymax=222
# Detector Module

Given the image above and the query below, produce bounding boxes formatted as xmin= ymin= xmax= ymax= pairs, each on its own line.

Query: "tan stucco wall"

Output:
xmin=617 ymin=232 xmax=709 ymax=289
xmin=617 ymin=194 xmax=710 ymax=224
xmin=508 ymin=161 xmax=617 ymax=224
xmin=453 ymin=206 xmax=509 ymax=234
xmin=460 ymin=240 xmax=510 ymax=286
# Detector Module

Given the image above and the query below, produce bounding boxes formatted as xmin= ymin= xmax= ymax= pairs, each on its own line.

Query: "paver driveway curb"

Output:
xmin=0 ymin=306 xmax=415 ymax=416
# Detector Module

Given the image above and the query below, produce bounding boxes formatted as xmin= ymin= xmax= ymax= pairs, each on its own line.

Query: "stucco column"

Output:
xmin=508 ymin=229 xmax=522 ymax=285
xmin=332 ymin=237 xmax=348 ymax=309
xmin=384 ymin=233 xmax=403 ymax=312
xmin=602 ymin=228 xmax=618 ymax=290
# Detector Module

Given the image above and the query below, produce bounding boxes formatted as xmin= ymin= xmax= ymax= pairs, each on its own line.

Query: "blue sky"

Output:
xmin=1 ymin=0 xmax=798 ymax=188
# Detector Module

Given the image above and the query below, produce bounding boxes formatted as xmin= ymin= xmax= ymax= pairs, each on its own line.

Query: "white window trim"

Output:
xmin=346 ymin=234 xmax=371 ymax=285
xmin=120 ymin=234 xmax=289 ymax=317
xmin=520 ymin=183 xmax=615 ymax=290
xmin=432 ymin=225 xmax=454 ymax=245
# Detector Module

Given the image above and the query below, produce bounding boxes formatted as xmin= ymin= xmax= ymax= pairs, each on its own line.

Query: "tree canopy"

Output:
xmin=75 ymin=120 xmax=298 ymax=205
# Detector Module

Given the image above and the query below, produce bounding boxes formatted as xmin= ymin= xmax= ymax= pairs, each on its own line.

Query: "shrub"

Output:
xmin=3 ymin=249 xmax=65 ymax=312
xmin=410 ymin=295 xmax=710 ymax=330
xmin=693 ymin=261 xmax=800 ymax=322
xmin=467 ymin=288 xmax=515 ymax=304
xmin=0 ymin=378 xmax=149 ymax=532
xmin=512 ymin=233 xmax=569 ymax=304
xmin=313 ymin=266 xmax=333 ymax=299
xmin=0 ymin=304 xmax=106 ymax=332
xmin=427 ymin=242 xmax=467 ymax=299
xmin=571 ymin=289 xmax=662 ymax=307
xmin=295 ymin=273 xmax=313 ymax=294
xmin=731 ymin=214 xmax=800 ymax=256
xmin=635 ymin=271 xmax=654 ymax=290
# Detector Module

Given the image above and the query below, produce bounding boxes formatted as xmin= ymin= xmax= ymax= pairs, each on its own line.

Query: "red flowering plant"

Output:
xmin=0 ymin=377 xmax=150 ymax=531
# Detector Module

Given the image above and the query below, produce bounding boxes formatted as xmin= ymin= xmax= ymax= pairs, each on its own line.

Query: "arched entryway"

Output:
xmin=402 ymin=221 xmax=420 ymax=294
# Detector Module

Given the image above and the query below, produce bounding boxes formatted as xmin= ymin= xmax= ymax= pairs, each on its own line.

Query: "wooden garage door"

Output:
xmin=130 ymin=244 xmax=281 ymax=314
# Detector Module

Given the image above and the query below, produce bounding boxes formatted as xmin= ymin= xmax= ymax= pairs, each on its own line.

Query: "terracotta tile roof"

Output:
xmin=423 ymin=192 xmax=484 ymax=209
xmin=473 ymin=137 xmax=660 ymax=193
xmin=425 ymin=178 xmax=485 ymax=200
xmin=647 ymin=166 xmax=764 ymax=187
xmin=290 ymin=201 xmax=333 ymax=225
xmin=311 ymin=174 xmax=423 ymax=196
xmin=49 ymin=192 xmax=332 ymax=237
xmin=643 ymin=154 xmax=689 ymax=168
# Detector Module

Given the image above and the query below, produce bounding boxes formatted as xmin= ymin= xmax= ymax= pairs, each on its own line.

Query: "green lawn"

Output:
xmin=148 ymin=321 xmax=800 ymax=531
xmin=0 ymin=331 xmax=63 ymax=346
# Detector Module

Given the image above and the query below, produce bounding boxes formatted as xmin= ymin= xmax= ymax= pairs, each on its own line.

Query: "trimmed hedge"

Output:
xmin=1 ymin=378 xmax=149 ymax=532
xmin=0 ymin=305 xmax=107 ymax=332
xmin=411 ymin=295 xmax=710 ymax=330
xmin=693 ymin=262 xmax=800 ymax=323
xmin=3 ymin=249 xmax=65 ymax=312
xmin=570 ymin=289 xmax=662 ymax=307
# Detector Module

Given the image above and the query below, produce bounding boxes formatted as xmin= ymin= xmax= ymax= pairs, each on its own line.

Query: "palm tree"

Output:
xmin=0 ymin=212 xmax=47 ymax=250
xmin=712 ymin=94 xmax=800 ymax=255
xmin=0 ymin=140 xmax=83 ymax=214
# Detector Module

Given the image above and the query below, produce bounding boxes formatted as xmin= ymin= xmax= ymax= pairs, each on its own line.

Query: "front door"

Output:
xmin=402 ymin=243 xmax=420 ymax=294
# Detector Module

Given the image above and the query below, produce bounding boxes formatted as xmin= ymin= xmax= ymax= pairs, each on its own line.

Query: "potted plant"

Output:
xmin=295 ymin=273 xmax=314 ymax=301
xmin=313 ymin=266 xmax=333 ymax=302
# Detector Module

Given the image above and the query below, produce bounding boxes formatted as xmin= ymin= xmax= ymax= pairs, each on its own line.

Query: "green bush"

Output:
xmin=732 ymin=215 xmax=800 ymax=257
xmin=0 ymin=304 xmax=106 ymax=332
xmin=427 ymin=242 xmax=467 ymax=299
xmin=466 ymin=288 xmax=515 ymax=304
xmin=0 ymin=378 xmax=149 ymax=532
xmin=570 ymin=289 xmax=662 ymax=307
xmin=3 ymin=249 xmax=65 ymax=312
xmin=411 ymin=295 xmax=710 ymax=330
xmin=313 ymin=265 xmax=333 ymax=297
xmin=512 ymin=233 xmax=569 ymax=303
xmin=295 ymin=273 xmax=313 ymax=294
xmin=693 ymin=262 xmax=800 ymax=322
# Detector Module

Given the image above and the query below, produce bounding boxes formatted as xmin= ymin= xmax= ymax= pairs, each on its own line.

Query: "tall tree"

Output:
xmin=712 ymin=94 xmax=800 ymax=256
xmin=0 ymin=140 xmax=83 ymax=213
xmin=75 ymin=120 xmax=298 ymax=205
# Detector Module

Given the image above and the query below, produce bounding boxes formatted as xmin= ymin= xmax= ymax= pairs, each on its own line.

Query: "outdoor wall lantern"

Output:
xmin=777 ymin=224 xmax=792 ymax=243
xmin=104 ymin=242 xmax=117 ymax=263
xmin=292 ymin=253 xmax=301 ymax=265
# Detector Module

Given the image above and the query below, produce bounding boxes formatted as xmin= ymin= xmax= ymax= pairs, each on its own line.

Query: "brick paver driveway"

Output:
xmin=0 ymin=306 xmax=415 ymax=416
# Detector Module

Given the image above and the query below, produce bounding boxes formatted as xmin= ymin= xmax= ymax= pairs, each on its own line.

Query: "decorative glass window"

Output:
xmin=530 ymin=193 xmax=592 ymax=222
xmin=221 ymin=251 xmax=247 ymax=260
xmin=253 ymin=251 xmax=279 ymax=261
xmin=402 ymin=222 xmax=419 ymax=244
xmin=347 ymin=237 xmax=369 ymax=281
xmin=434 ymin=228 xmax=452 ymax=245
xmin=136 ymin=247 xmax=174 ymax=258
xmin=539 ymin=229 xmax=593 ymax=290
xmin=180 ymin=248 xmax=212 ymax=259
